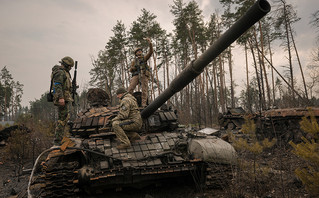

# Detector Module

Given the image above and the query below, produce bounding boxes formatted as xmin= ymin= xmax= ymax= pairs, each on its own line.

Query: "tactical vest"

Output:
xmin=63 ymin=71 xmax=72 ymax=101
xmin=120 ymin=93 xmax=141 ymax=122
xmin=133 ymin=57 xmax=151 ymax=77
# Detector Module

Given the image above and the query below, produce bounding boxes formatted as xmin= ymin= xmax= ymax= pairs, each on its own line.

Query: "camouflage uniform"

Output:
xmin=128 ymin=40 xmax=153 ymax=107
xmin=112 ymin=92 xmax=142 ymax=147
xmin=51 ymin=57 xmax=74 ymax=145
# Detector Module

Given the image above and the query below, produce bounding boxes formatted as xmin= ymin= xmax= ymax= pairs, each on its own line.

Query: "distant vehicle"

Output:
xmin=0 ymin=125 xmax=30 ymax=146
xmin=218 ymin=106 xmax=319 ymax=143
xmin=218 ymin=107 xmax=248 ymax=130
xmin=256 ymin=107 xmax=319 ymax=143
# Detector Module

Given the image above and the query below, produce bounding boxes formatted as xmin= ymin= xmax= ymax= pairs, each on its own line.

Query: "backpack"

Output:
xmin=47 ymin=65 xmax=62 ymax=102
xmin=47 ymin=78 xmax=54 ymax=102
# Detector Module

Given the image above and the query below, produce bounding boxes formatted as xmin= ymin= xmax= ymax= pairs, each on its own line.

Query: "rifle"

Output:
xmin=132 ymin=58 xmax=142 ymax=85
xmin=137 ymin=59 xmax=142 ymax=85
xmin=72 ymin=61 xmax=78 ymax=106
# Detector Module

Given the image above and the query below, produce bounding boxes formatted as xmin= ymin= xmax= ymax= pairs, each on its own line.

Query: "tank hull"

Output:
xmin=29 ymin=131 xmax=235 ymax=197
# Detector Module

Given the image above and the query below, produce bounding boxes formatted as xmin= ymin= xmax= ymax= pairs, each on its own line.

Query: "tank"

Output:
xmin=218 ymin=107 xmax=247 ymax=130
xmin=0 ymin=125 xmax=31 ymax=146
xmin=256 ymin=107 xmax=319 ymax=143
xmin=218 ymin=106 xmax=319 ymax=143
xmin=27 ymin=0 xmax=271 ymax=197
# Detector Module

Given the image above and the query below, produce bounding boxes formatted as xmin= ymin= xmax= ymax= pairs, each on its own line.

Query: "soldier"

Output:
xmin=112 ymin=87 xmax=142 ymax=149
xmin=51 ymin=56 xmax=74 ymax=145
xmin=128 ymin=37 xmax=153 ymax=107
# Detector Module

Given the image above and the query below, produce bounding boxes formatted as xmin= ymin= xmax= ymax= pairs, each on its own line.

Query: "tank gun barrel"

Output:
xmin=141 ymin=0 xmax=271 ymax=119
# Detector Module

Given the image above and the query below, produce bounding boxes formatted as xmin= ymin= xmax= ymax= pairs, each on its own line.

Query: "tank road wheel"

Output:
xmin=29 ymin=153 xmax=81 ymax=198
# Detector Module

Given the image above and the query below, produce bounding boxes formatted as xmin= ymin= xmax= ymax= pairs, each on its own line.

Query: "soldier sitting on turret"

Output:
xmin=112 ymin=87 xmax=142 ymax=149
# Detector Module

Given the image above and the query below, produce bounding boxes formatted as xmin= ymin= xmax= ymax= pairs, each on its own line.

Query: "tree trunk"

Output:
xmin=219 ymin=55 xmax=226 ymax=113
xmin=228 ymin=46 xmax=235 ymax=108
xmin=165 ymin=51 xmax=170 ymax=104
xmin=245 ymin=42 xmax=252 ymax=112
xmin=288 ymin=22 xmax=308 ymax=100
xmin=266 ymin=33 xmax=276 ymax=105
xmin=253 ymin=30 xmax=266 ymax=110
xmin=212 ymin=62 xmax=218 ymax=122
xmin=123 ymin=50 xmax=130 ymax=89
xmin=205 ymin=67 xmax=211 ymax=126
xmin=152 ymin=40 xmax=160 ymax=96
xmin=258 ymin=21 xmax=272 ymax=108
xmin=249 ymin=39 xmax=263 ymax=113
xmin=283 ymin=0 xmax=295 ymax=104
xmin=4 ymin=88 xmax=7 ymax=121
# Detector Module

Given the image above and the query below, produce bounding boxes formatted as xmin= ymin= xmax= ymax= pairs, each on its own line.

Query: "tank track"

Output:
xmin=29 ymin=156 xmax=80 ymax=198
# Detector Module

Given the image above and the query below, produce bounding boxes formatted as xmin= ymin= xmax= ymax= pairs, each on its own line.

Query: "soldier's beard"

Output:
xmin=65 ymin=66 xmax=72 ymax=71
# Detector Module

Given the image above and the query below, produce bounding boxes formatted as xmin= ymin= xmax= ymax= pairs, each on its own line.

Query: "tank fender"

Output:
xmin=188 ymin=136 xmax=237 ymax=165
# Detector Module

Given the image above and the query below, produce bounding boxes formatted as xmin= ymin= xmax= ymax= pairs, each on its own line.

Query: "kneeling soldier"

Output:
xmin=112 ymin=87 xmax=142 ymax=149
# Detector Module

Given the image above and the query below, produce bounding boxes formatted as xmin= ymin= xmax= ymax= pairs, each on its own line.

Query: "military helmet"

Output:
xmin=116 ymin=87 xmax=127 ymax=95
xmin=134 ymin=47 xmax=142 ymax=55
xmin=60 ymin=56 xmax=74 ymax=67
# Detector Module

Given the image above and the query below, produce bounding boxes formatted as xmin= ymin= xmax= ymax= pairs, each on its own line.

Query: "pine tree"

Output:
xmin=290 ymin=108 xmax=319 ymax=196
xmin=230 ymin=116 xmax=276 ymax=196
xmin=273 ymin=0 xmax=302 ymax=105
xmin=0 ymin=66 xmax=24 ymax=120
xmin=0 ymin=66 xmax=13 ymax=120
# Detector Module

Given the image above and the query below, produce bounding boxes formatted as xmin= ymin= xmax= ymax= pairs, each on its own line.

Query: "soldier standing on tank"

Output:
xmin=128 ymin=37 xmax=153 ymax=107
xmin=112 ymin=87 xmax=142 ymax=149
xmin=51 ymin=56 xmax=74 ymax=145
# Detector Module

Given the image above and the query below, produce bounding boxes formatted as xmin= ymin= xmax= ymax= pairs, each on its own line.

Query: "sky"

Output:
xmin=0 ymin=0 xmax=318 ymax=107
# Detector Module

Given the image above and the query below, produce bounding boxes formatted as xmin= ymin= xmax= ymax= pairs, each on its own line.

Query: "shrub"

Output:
xmin=290 ymin=109 xmax=319 ymax=196
xmin=229 ymin=116 xmax=276 ymax=197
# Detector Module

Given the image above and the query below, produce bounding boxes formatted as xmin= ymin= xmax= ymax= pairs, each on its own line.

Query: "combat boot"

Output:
xmin=130 ymin=133 xmax=141 ymax=142
xmin=127 ymin=132 xmax=141 ymax=142
xmin=116 ymin=143 xmax=131 ymax=150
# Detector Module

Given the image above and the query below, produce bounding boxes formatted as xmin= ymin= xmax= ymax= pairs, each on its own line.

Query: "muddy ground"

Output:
xmin=0 ymin=132 xmax=310 ymax=198
xmin=0 ymin=156 xmax=30 ymax=198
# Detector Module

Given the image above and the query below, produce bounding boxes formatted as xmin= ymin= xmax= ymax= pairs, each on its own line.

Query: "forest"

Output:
xmin=0 ymin=0 xmax=318 ymax=126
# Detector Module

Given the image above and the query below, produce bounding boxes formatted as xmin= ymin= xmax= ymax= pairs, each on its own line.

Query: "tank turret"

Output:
xmin=141 ymin=0 xmax=270 ymax=119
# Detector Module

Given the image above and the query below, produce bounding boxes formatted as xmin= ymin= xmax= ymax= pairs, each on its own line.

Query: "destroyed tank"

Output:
xmin=218 ymin=107 xmax=247 ymax=130
xmin=28 ymin=1 xmax=271 ymax=197
xmin=218 ymin=106 xmax=319 ymax=143
xmin=255 ymin=107 xmax=319 ymax=143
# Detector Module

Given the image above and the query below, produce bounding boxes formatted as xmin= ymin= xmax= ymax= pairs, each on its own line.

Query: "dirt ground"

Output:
xmin=0 ymin=134 xmax=310 ymax=198
xmin=0 ymin=151 xmax=30 ymax=198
